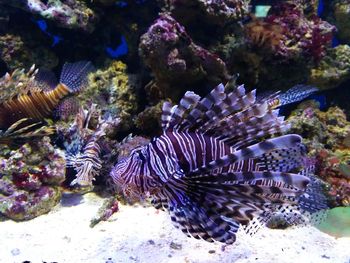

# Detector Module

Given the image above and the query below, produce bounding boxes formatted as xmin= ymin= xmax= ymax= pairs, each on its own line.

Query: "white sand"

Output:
xmin=0 ymin=193 xmax=349 ymax=263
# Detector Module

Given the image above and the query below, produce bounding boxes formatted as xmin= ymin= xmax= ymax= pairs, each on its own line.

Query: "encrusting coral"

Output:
xmin=308 ymin=45 xmax=350 ymax=90
xmin=163 ymin=0 xmax=251 ymax=26
xmin=139 ymin=14 xmax=229 ymax=101
xmin=1 ymin=0 xmax=98 ymax=32
xmin=333 ymin=0 xmax=350 ymax=42
xmin=287 ymin=102 xmax=350 ymax=207
xmin=0 ymin=33 xmax=58 ymax=70
xmin=81 ymin=60 xmax=138 ymax=131
xmin=0 ymin=136 xmax=65 ymax=220
xmin=245 ymin=3 xmax=335 ymax=61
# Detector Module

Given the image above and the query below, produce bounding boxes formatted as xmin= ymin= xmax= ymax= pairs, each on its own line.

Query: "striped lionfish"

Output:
xmin=64 ymin=105 xmax=120 ymax=187
xmin=0 ymin=61 xmax=94 ymax=130
xmin=110 ymin=81 xmax=328 ymax=244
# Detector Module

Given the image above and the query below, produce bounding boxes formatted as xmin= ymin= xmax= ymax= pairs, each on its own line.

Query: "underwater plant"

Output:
xmin=110 ymin=81 xmax=328 ymax=244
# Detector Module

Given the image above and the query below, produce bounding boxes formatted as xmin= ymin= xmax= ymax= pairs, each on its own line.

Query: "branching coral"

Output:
xmin=0 ymin=136 xmax=65 ymax=220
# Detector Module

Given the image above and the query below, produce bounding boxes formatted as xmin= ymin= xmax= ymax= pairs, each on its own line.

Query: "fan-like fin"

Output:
xmin=192 ymin=134 xmax=302 ymax=174
xmin=60 ymin=61 xmax=94 ymax=92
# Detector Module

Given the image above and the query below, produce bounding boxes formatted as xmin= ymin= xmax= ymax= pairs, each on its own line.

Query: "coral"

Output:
xmin=287 ymin=102 xmax=350 ymax=206
xmin=134 ymin=102 xmax=164 ymax=137
xmin=0 ymin=33 xmax=58 ymax=70
xmin=163 ymin=0 xmax=251 ymax=26
xmin=245 ymin=3 xmax=335 ymax=61
xmin=0 ymin=136 xmax=65 ymax=220
xmin=82 ymin=60 xmax=138 ymax=131
xmin=1 ymin=0 xmax=98 ymax=32
xmin=139 ymin=14 xmax=229 ymax=101
xmin=309 ymin=45 xmax=350 ymax=90
xmin=333 ymin=0 xmax=350 ymax=42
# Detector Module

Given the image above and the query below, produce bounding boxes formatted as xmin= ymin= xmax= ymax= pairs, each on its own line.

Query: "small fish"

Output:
xmin=0 ymin=61 xmax=94 ymax=129
xmin=110 ymin=82 xmax=328 ymax=244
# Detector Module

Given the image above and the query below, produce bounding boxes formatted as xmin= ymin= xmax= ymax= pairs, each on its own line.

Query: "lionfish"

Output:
xmin=0 ymin=61 xmax=94 ymax=129
xmin=110 ymin=81 xmax=328 ymax=244
xmin=64 ymin=105 xmax=120 ymax=187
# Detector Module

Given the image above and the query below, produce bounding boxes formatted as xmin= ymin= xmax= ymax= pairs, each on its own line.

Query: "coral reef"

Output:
xmin=134 ymin=101 xmax=164 ymax=137
xmin=333 ymin=0 xmax=350 ymax=42
xmin=287 ymin=102 xmax=350 ymax=206
xmin=0 ymin=33 xmax=58 ymax=70
xmin=245 ymin=3 xmax=335 ymax=61
xmin=0 ymin=136 xmax=65 ymax=220
xmin=82 ymin=60 xmax=138 ymax=131
xmin=1 ymin=0 xmax=98 ymax=32
xmin=139 ymin=14 xmax=229 ymax=101
xmin=308 ymin=45 xmax=350 ymax=90
xmin=163 ymin=0 xmax=251 ymax=26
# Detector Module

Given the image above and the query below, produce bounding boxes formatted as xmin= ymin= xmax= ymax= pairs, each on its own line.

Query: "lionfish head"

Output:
xmin=110 ymin=146 xmax=161 ymax=201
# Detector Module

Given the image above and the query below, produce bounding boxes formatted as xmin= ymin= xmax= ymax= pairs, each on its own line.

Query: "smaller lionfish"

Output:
xmin=110 ymin=81 xmax=328 ymax=244
xmin=0 ymin=61 xmax=94 ymax=129
xmin=64 ymin=105 xmax=120 ymax=187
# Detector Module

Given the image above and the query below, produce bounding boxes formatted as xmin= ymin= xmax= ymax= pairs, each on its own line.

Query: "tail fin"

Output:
xmin=59 ymin=61 xmax=94 ymax=92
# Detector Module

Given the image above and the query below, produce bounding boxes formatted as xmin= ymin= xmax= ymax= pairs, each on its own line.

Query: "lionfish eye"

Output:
xmin=136 ymin=150 xmax=146 ymax=162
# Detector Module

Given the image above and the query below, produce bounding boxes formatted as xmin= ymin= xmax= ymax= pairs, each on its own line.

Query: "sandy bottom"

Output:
xmin=0 ymin=193 xmax=349 ymax=263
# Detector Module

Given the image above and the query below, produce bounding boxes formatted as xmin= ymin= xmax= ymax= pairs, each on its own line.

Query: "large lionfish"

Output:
xmin=110 ymin=81 xmax=327 ymax=244
xmin=0 ymin=61 xmax=94 ymax=129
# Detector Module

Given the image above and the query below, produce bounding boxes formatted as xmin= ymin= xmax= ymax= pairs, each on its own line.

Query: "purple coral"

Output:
xmin=0 ymin=137 xmax=65 ymax=220
xmin=139 ymin=14 xmax=228 ymax=98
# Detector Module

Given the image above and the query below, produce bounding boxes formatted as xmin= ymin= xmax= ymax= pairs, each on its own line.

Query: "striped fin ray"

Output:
xmin=198 ymin=89 xmax=257 ymax=133
xmin=183 ymin=85 xmax=256 ymax=132
xmin=60 ymin=61 xmax=94 ymax=92
xmin=192 ymin=134 xmax=302 ymax=174
xmin=168 ymin=197 xmax=240 ymax=244
xmin=187 ymin=171 xmax=309 ymax=191
xmin=171 ymin=84 xmax=226 ymax=131
xmin=161 ymin=101 xmax=173 ymax=129
xmin=255 ymin=145 xmax=306 ymax=172
xmin=163 ymin=92 xmax=201 ymax=131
